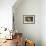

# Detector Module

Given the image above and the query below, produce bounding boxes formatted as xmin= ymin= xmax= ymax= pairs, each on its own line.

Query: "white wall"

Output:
xmin=0 ymin=0 xmax=16 ymax=29
xmin=41 ymin=0 xmax=46 ymax=46
xmin=13 ymin=0 xmax=41 ymax=46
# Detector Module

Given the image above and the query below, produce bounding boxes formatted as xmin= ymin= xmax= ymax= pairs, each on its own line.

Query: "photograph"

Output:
xmin=23 ymin=15 xmax=35 ymax=24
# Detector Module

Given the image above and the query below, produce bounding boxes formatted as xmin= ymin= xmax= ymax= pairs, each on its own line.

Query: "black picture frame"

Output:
xmin=23 ymin=15 xmax=35 ymax=24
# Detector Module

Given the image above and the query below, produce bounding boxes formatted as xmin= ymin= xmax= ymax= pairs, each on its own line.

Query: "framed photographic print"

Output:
xmin=23 ymin=15 xmax=35 ymax=24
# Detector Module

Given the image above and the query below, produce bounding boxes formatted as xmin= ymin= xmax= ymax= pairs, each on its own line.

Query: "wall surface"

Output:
xmin=13 ymin=0 xmax=41 ymax=46
xmin=0 ymin=0 xmax=16 ymax=29
xmin=41 ymin=0 xmax=46 ymax=46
